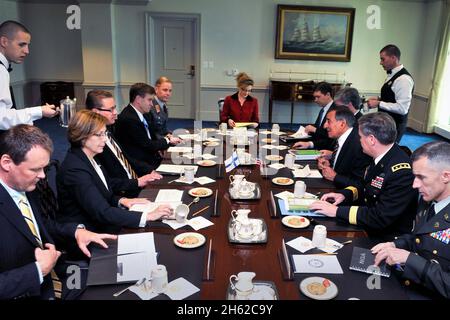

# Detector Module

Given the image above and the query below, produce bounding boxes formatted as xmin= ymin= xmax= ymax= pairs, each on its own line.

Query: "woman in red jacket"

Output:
xmin=220 ymin=72 xmax=259 ymax=128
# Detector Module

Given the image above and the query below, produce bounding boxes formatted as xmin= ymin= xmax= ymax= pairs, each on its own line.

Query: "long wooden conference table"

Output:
xmin=80 ymin=128 xmax=426 ymax=301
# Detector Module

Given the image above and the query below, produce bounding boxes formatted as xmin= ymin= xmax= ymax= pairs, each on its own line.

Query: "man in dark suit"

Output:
xmin=317 ymin=105 xmax=371 ymax=188
xmin=293 ymin=82 xmax=336 ymax=150
xmin=85 ymin=90 xmax=162 ymax=196
xmin=372 ymin=141 xmax=450 ymax=299
xmin=115 ymin=83 xmax=179 ymax=176
xmin=0 ymin=125 xmax=115 ymax=299
xmin=311 ymin=112 xmax=417 ymax=238
xmin=334 ymin=87 xmax=363 ymax=122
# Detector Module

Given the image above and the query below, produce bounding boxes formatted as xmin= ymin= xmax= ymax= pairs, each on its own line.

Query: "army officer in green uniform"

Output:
xmin=310 ymin=112 xmax=417 ymax=237
xmin=372 ymin=141 xmax=450 ymax=299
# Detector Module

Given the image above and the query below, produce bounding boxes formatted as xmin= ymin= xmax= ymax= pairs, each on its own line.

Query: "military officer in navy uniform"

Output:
xmin=310 ymin=112 xmax=417 ymax=238
xmin=372 ymin=141 xmax=450 ymax=299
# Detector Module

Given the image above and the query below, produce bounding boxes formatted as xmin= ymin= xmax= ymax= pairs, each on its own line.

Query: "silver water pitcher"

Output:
xmin=59 ymin=96 xmax=76 ymax=127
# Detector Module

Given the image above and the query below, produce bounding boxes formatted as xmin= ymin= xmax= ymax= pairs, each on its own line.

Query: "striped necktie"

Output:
xmin=329 ymin=142 xmax=339 ymax=168
xmin=107 ymin=133 xmax=138 ymax=179
xmin=18 ymin=196 xmax=62 ymax=299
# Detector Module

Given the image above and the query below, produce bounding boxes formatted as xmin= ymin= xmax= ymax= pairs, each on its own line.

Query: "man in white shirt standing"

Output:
xmin=0 ymin=20 xmax=58 ymax=131
xmin=367 ymin=44 xmax=414 ymax=142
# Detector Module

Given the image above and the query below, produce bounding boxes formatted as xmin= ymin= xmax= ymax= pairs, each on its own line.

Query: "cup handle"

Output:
xmin=229 ymin=275 xmax=237 ymax=290
xmin=231 ymin=210 xmax=237 ymax=221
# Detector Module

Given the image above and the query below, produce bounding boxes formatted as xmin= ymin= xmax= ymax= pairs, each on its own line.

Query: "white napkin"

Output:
xmin=194 ymin=177 xmax=216 ymax=185
xmin=286 ymin=236 xmax=315 ymax=253
xmin=162 ymin=219 xmax=188 ymax=230
xmin=165 ymin=278 xmax=200 ymax=300
xmin=129 ymin=280 xmax=159 ymax=300
xmin=205 ymin=137 xmax=220 ymax=142
xmin=269 ymin=163 xmax=286 ymax=170
xmin=274 ymin=191 xmax=294 ymax=201
xmin=167 ymin=147 xmax=193 ymax=153
xmin=202 ymin=153 xmax=217 ymax=160
xmin=182 ymin=153 xmax=195 ymax=159
xmin=290 ymin=126 xmax=308 ymax=138
xmin=292 ymin=165 xmax=323 ymax=178
xmin=321 ymin=238 xmax=344 ymax=254
xmin=188 ymin=216 xmax=214 ymax=231
xmin=286 ymin=236 xmax=344 ymax=254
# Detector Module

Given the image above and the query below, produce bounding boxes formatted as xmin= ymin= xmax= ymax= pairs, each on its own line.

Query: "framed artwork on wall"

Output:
xmin=275 ymin=5 xmax=355 ymax=62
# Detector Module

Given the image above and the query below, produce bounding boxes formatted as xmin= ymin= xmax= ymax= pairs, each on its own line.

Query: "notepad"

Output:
xmin=349 ymin=246 xmax=391 ymax=278
xmin=290 ymin=150 xmax=321 ymax=160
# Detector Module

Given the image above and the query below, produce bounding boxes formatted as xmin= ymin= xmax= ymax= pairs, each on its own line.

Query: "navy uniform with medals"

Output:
xmin=335 ymin=144 xmax=417 ymax=237
xmin=393 ymin=198 xmax=450 ymax=299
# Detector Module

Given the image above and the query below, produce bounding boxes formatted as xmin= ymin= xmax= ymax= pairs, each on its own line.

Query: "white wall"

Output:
xmin=2 ymin=0 xmax=444 ymax=126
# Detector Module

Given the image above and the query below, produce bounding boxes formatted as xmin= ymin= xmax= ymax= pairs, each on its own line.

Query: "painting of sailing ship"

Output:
xmin=275 ymin=5 xmax=355 ymax=61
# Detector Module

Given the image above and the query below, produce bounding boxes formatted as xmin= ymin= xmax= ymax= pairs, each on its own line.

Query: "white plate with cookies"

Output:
xmin=173 ymin=232 xmax=206 ymax=249
xmin=299 ymin=277 xmax=338 ymax=300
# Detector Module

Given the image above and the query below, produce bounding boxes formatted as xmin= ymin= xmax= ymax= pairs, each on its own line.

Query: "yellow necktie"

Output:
xmin=19 ymin=197 xmax=42 ymax=247
xmin=18 ymin=196 xmax=62 ymax=299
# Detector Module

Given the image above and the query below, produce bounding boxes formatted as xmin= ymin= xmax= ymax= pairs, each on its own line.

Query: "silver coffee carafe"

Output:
xmin=59 ymin=96 xmax=76 ymax=127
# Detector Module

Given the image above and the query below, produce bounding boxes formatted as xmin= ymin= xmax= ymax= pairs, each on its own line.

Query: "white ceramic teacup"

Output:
xmin=180 ymin=167 xmax=195 ymax=183
xmin=150 ymin=265 xmax=168 ymax=294
xmin=174 ymin=204 xmax=189 ymax=223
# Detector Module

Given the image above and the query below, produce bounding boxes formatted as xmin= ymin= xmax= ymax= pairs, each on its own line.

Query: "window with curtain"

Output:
xmin=436 ymin=45 xmax=450 ymax=127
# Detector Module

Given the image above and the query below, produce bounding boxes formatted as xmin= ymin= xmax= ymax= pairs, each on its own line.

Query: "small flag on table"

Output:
xmin=225 ymin=151 xmax=240 ymax=172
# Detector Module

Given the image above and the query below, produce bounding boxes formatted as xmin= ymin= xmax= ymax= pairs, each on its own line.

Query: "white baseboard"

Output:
xmin=434 ymin=125 xmax=450 ymax=140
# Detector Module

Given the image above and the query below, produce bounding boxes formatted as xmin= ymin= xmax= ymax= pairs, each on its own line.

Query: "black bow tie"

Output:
xmin=386 ymin=70 xmax=392 ymax=75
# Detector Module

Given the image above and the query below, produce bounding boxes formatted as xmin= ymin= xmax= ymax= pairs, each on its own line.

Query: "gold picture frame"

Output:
xmin=275 ymin=5 xmax=355 ymax=62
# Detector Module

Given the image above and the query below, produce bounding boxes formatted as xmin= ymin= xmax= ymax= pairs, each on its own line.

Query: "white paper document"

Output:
xmin=292 ymin=255 xmax=343 ymax=274
xmin=118 ymin=232 xmax=156 ymax=255
xmin=165 ymin=277 xmax=200 ymax=300
xmin=155 ymin=189 xmax=184 ymax=203
xmin=117 ymin=251 xmax=158 ymax=282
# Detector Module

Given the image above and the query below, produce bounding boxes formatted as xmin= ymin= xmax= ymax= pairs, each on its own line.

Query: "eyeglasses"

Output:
xmin=92 ymin=131 xmax=107 ymax=138
xmin=96 ymin=106 xmax=117 ymax=113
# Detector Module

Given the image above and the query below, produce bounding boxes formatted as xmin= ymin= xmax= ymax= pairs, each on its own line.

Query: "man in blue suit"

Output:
xmin=0 ymin=125 xmax=116 ymax=299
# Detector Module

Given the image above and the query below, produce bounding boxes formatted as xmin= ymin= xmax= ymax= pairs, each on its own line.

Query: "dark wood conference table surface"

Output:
xmin=83 ymin=129 xmax=415 ymax=300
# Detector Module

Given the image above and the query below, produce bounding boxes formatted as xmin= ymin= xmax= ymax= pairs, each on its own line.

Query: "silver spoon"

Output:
xmin=113 ymin=278 xmax=146 ymax=297
xmin=187 ymin=197 xmax=200 ymax=207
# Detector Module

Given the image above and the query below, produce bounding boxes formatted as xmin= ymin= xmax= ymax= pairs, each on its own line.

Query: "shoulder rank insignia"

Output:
xmin=391 ymin=163 xmax=411 ymax=172
xmin=430 ymin=228 xmax=450 ymax=245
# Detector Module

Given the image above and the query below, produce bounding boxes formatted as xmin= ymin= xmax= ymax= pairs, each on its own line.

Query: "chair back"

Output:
xmin=217 ymin=97 xmax=225 ymax=124
xmin=35 ymin=159 xmax=60 ymax=220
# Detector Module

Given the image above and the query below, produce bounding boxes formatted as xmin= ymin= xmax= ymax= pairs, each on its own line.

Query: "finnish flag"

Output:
xmin=225 ymin=151 xmax=240 ymax=172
